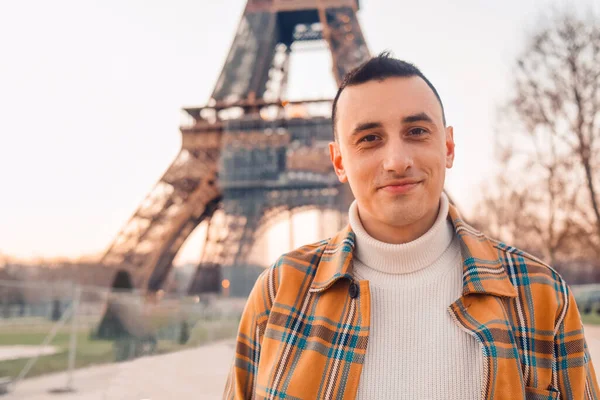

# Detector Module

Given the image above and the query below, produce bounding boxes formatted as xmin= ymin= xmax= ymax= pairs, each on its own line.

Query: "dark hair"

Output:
xmin=332 ymin=51 xmax=446 ymax=138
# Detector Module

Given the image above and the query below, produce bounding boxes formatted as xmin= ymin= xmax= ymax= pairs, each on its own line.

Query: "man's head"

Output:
xmin=329 ymin=53 xmax=455 ymax=242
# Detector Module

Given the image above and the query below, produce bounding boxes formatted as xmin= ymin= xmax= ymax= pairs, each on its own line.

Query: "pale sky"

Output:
xmin=0 ymin=0 xmax=596 ymax=262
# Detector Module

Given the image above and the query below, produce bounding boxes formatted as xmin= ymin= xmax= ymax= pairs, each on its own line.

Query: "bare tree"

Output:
xmin=510 ymin=13 xmax=600 ymax=245
xmin=474 ymin=11 xmax=600 ymax=272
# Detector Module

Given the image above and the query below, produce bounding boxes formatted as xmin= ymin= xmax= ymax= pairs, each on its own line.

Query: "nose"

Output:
xmin=381 ymin=138 xmax=414 ymax=173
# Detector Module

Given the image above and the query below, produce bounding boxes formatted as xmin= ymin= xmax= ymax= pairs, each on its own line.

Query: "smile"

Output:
xmin=379 ymin=182 xmax=421 ymax=194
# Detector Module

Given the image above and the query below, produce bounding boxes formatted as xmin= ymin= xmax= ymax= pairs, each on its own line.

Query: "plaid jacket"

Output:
xmin=223 ymin=205 xmax=599 ymax=399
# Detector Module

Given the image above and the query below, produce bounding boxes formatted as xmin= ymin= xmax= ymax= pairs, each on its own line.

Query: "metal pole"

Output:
xmin=65 ymin=284 xmax=81 ymax=391
xmin=12 ymin=303 xmax=73 ymax=389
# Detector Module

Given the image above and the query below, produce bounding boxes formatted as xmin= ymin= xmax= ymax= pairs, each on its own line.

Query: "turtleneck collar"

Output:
xmin=348 ymin=193 xmax=454 ymax=274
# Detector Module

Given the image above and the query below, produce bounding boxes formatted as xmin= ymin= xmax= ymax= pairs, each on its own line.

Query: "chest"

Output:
xmin=255 ymin=279 xmax=556 ymax=400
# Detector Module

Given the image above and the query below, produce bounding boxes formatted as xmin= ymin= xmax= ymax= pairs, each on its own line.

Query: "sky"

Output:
xmin=0 ymin=0 xmax=596 ymax=263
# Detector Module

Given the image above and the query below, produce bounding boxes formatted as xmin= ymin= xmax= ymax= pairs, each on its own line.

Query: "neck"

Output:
xmin=348 ymin=193 xmax=453 ymax=274
xmin=358 ymin=198 xmax=441 ymax=244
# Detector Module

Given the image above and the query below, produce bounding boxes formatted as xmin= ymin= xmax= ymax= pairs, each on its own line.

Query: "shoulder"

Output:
xmin=275 ymin=238 xmax=330 ymax=274
xmin=252 ymin=239 xmax=330 ymax=305
xmin=489 ymin=237 xmax=571 ymax=316
xmin=489 ymin=237 xmax=564 ymax=284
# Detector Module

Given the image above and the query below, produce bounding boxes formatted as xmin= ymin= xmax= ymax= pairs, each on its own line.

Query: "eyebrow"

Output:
xmin=349 ymin=112 xmax=436 ymax=138
xmin=402 ymin=112 xmax=434 ymax=124
xmin=350 ymin=121 xmax=383 ymax=137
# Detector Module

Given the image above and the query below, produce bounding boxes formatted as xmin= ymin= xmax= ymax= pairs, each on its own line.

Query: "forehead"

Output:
xmin=335 ymin=76 xmax=443 ymax=132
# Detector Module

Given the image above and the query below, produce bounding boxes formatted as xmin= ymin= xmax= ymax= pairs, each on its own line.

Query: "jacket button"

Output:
xmin=349 ymin=282 xmax=359 ymax=299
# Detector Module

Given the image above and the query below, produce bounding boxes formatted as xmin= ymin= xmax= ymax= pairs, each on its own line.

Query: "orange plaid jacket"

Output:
xmin=224 ymin=205 xmax=599 ymax=399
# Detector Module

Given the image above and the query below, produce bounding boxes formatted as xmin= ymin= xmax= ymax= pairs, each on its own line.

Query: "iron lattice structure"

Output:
xmin=100 ymin=0 xmax=370 ymax=295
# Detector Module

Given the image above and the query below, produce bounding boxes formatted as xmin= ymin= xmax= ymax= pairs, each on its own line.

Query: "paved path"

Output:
xmin=0 ymin=346 xmax=58 ymax=362
xmin=7 ymin=326 xmax=600 ymax=400
xmin=5 ymin=340 xmax=236 ymax=400
xmin=585 ymin=325 xmax=600 ymax=371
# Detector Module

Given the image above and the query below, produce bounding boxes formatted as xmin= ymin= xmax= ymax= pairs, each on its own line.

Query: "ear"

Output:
xmin=445 ymin=126 xmax=455 ymax=169
xmin=329 ymin=141 xmax=348 ymax=183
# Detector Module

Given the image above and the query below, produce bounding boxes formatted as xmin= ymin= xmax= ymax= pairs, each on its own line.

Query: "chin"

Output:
xmin=378 ymin=201 xmax=426 ymax=226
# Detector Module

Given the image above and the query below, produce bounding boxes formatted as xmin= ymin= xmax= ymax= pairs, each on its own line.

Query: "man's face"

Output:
xmin=329 ymin=76 xmax=455 ymax=233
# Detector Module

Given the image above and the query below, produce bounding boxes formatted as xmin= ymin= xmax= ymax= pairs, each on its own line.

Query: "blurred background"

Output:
xmin=0 ymin=0 xmax=599 ymax=398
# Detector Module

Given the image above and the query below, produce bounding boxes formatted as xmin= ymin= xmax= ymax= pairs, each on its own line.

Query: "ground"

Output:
xmin=4 ymin=340 xmax=234 ymax=400
xmin=5 ymin=325 xmax=600 ymax=400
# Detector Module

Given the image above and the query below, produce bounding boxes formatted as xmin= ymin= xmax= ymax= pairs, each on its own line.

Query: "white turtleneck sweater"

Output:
xmin=349 ymin=194 xmax=484 ymax=400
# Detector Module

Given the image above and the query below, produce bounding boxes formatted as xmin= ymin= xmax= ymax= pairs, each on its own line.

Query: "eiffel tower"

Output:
xmin=100 ymin=0 xmax=370 ymax=296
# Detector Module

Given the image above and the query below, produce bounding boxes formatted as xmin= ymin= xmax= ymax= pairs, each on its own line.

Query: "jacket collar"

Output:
xmin=310 ymin=204 xmax=517 ymax=298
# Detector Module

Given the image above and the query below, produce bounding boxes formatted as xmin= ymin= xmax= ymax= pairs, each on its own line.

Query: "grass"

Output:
xmin=0 ymin=330 xmax=114 ymax=380
xmin=0 ymin=316 xmax=241 ymax=380
xmin=581 ymin=312 xmax=600 ymax=326
xmin=187 ymin=318 xmax=240 ymax=347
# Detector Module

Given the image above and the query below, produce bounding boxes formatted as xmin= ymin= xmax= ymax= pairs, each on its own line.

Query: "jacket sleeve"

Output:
xmin=223 ymin=268 xmax=274 ymax=400
xmin=554 ymin=285 xmax=600 ymax=399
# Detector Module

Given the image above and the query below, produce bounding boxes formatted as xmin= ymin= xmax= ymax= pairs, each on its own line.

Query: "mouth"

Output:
xmin=379 ymin=180 xmax=422 ymax=195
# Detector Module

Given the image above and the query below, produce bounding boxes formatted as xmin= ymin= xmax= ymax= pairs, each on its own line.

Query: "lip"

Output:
xmin=379 ymin=181 xmax=421 ymax=194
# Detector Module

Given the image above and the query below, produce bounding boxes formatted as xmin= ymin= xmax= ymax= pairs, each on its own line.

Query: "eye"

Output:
xmin=408 ymin=127 xmax=428 ymax=136
xmin=359 ymin=134 xmax=380 ymax=143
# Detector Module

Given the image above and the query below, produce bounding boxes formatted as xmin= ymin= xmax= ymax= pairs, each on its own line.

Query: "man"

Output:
xmin=224 ymin=53 xmax=599 ymax=399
